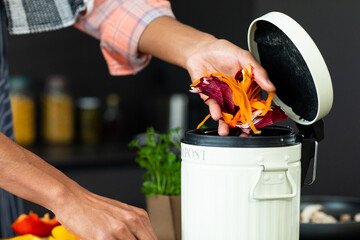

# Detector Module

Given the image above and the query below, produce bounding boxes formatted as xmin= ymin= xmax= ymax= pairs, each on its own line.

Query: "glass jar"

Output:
xmin=103 ymin=93 xmax=122 ymax=142
xmin=77 ymin=97 xmax=101 ymax=145
xmin=9 ymin=76 xmax=36 ymax=146
xmin=42 ymin=75 xmax=74 ymax=145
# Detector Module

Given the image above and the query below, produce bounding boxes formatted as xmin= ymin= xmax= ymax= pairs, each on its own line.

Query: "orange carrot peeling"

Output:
xmin=196 ymin=114 xmax=211 ymax=129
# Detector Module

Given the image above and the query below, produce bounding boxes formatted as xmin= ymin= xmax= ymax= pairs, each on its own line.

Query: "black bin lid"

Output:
xmin=183 ymin=126 xmax=298 ymax=148
xmin=247 ymin=12 xmax=333 ymax=125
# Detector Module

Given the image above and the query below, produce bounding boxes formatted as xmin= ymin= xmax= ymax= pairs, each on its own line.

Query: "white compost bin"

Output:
xmin=181 ymin=12 xmax=333 ymax=240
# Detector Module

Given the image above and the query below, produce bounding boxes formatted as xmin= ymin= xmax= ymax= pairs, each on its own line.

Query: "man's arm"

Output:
xmin=138 ymin=17 xmax=215 ymax=70
xmin=0 ymin=132 xmax=70 ymax=210
xmin=138 ymin=16 xmax=275 ymax=135
xmin=0 ymin=132 xmax=157 ymax=240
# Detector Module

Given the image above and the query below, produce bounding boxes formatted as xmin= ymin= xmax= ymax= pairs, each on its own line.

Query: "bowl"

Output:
xmin=300 ymin=195 xmax=360 ymax=240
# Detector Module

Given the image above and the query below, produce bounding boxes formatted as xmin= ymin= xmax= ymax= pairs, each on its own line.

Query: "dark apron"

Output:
xmin=0 ymin=1 xmax=24 ymax=238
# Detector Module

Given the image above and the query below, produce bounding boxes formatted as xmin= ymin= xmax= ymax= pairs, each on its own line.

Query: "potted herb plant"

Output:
xmin=129 ymin=127 xmax=181 ymax=240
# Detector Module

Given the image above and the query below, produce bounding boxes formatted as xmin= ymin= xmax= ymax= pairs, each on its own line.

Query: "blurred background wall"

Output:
xmin=6 ymin=0 xmax=360 ymax=211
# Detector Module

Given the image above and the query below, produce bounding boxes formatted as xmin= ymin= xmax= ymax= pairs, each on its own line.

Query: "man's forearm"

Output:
xmin=138 ymin=16 xmax=216 ymax=69
xmin=0 ymin=132 xmax=79 ymax=214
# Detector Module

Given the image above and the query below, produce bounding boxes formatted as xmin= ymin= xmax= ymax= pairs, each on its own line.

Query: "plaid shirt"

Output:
xmin=3 ymin=0 xmax=174 ymax=75
xmin=3 ymin=0 xmax=89 ymax=34
xmin=75 ymin=0 xmax=174 ymax=75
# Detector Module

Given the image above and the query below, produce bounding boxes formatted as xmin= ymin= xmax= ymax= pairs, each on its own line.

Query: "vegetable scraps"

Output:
xmin=3 ymin=235 xmax=43 ymax=240
xmin=11 ymin=213 xmax=60 ymax=237
xmin=49 ymin=225 xmax=80 ymax=240
xmin=4 ymin=226 xmax=79 ymax=240
xmin=190 ymin=65 xmax=287 ymax=134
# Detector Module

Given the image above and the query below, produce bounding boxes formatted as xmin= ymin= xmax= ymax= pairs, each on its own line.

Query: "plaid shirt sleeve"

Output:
xmin=74 ymin=0 xmax=175 ymax=75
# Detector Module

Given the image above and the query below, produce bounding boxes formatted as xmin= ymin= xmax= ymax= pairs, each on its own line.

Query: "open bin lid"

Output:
xmin=247 ymin=12 xmax=333 ymax=125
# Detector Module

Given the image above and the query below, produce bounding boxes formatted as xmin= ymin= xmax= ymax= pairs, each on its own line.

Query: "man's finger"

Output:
xmin=200 ymin=95 xmax=230 ymax=136
xmin=131 ymin=207 xmax=158 ymax=240
xmin=113 ymin=223 xmax=137 ymax=240
xmin=218 ymin=120 xmax=229 ymax=136
xmin=199 ymin=95 xmax=221 ymax=121
xmin=252 ymin=63 xmax=276 ymax=92
xmin=123 ymin=211 xmax=154 ymax=240
xmin=238 ymin=50 xmax=276 ymax=92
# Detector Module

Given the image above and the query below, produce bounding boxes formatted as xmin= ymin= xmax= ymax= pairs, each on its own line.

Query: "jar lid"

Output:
xmin=247 ymin=12 xmax=333 ymax=125
xmin=9 ymin=76 xmax=30 ymax=90
xmin=183 ymin=126 xmax=298 ymax=148
xmin=46 ymin=75 xmax=68 ymax=89
xmin=77 ymin=97 xmax=101 ymax=109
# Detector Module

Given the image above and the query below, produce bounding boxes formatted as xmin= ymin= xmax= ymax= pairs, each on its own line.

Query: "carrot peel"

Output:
xmin=196 ymin=114 xmax=211 ymax=129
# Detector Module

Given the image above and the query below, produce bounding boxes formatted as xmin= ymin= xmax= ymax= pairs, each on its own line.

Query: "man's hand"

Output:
xmin=54 ymin=189 xmax=157 ymax=240
xmin=186 ymin=39 xmax=275 ymax=135
xmin=0 ymin=132 xmax=157 ymax=240
xmin=139 ymin=17 xmax=275 ymax=135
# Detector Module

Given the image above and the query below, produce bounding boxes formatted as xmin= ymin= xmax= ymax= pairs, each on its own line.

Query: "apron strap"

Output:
xmin=0 ymin=1 xmax=24 ymax=238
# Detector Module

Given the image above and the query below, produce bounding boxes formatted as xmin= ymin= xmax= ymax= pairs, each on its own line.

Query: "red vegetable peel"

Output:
xmin=11 ymin=213 xmax=60 ymax=237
